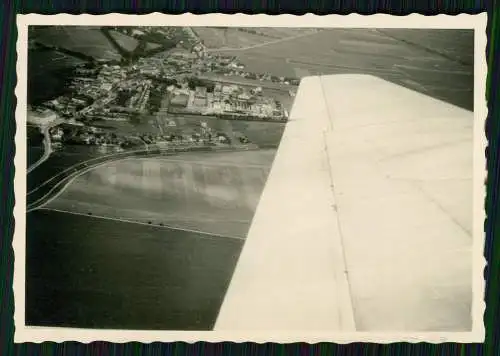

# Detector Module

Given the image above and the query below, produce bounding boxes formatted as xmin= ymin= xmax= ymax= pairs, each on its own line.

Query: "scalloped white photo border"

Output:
xmin=13 ymin=13 xmax=487 ymax=344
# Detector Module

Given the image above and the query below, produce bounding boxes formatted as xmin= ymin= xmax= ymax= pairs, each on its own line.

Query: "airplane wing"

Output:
xmin=215 ymin=74 xmax=475 ymax=332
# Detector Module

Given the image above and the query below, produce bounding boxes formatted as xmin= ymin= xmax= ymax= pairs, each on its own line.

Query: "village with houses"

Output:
xmin=27 ymin=26 xmax=299 ymax=153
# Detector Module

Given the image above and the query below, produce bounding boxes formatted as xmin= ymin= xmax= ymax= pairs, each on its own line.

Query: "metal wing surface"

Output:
xmin=215 ymin=74 xmax=474 ymax=332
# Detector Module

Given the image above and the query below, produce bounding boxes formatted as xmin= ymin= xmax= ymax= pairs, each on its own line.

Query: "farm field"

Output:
xmin=26 ymin=117 xmax=284 ymax=207
xmin=91 ymin=115 xmax=164 ymax=135
xmin=28 ymin=147 xmax=44 ymax=168
xmin=108 ymin=30 xmax=140 ymax=52
xmin=200 ymin=73 xmax=296 ymax=91
xmin=377 ymin=29 xmax=474 ymax=65
xmin=44 ymin=149 xmax=277 ymax=238
xmin=26 ymin=209 xmax=243 ymax=329
xmin=92 ymin=108 xmax=286 ymax=147
xmin=192 ymin=27 xmax=228 ymax=48
xmin=215 ymin=28 xmax=474 ymax=110
xmin=27 ymin=145 xmax=124 ymax=193
xmin=145 ymin=42 xmax=162 ymax=51
xmin=239 ymin=27 xmax=320 ymax=39
xmin=222 ymin=29 xmax=277 ymax=48
xmin=31 ymin=26 xmax=122 ymax=61
xmin=27 ymin=126 xmax=44 ymax=166
xmin=193 ymin=27 xmax=318 ymax=50
xmin=28 ymin=49 xmax=85 ymax=104
xmin=163 ymin=114 xmax=286 ymax=148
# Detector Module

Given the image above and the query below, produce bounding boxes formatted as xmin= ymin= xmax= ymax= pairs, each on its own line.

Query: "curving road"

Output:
xmin=27 ymin=148 xmax=152 ymax=211
xmin=27 ymin=126 xmax=52 ymax=174
xmin=27 ymin=145 xmax=261 ymax=212
xmin=27 ymin=120 xmax=65 ymax=174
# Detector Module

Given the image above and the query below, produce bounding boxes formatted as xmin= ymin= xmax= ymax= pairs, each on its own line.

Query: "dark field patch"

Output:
xmin=27 ymin=146 xmax=110 ymax=192
xmin=31 ymin=26 xmax=122 ymax=61
xmin=26 ymin=210 xmax=243 ymax=330
xmin=28 ymin=147 xmax=44 ymax=167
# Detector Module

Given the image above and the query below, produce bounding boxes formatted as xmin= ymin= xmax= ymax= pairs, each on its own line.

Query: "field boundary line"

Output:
xmin=36 ymin=207 xmax=247 ymax=241
xmin=374 ymin=29 xmax=472 ymax=67
xmin=208 ymin=29 xmax=325 ymax=52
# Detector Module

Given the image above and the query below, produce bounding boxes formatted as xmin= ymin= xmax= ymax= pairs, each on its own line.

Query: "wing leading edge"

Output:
xmin=214 ymin=74 xmax=474 ymax=332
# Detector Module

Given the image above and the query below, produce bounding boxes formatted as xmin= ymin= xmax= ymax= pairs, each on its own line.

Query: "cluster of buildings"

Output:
xmin=49 ymin=124 xmax=134 ymax=149
xmin=168 ymin=82 xmax=287 ymax=120
xmin=44 ymin=42 xmax=297 ymax=121
xmin=42 ymin=62 xmax=157 ymax=121
xmin=126 ymin=79 xmax=152 ymax=112
xmin=138 ymin=119 xmax=246 ymax=147
xmin=218 ymin=68 xmax=301 ymax=86
xmin=72 ymin=64 xmax=127 ymax=100
xmin=138 ymin=40 xmax=300 ymax=87
xmin=30 ymin=26 xmax=297 ymax=153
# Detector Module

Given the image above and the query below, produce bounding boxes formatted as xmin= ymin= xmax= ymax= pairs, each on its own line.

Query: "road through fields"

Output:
xmin=43 ymin=150 xmax=276 ymax=238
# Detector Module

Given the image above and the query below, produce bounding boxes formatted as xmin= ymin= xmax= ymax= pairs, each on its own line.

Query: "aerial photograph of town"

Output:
xmin=25 ymin=25 xmax=474 ymax=331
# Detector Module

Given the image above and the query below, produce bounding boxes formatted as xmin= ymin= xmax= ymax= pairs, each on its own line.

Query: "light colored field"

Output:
xmin=109 ymin=30 xmax=139 ymax=52
xmin=223 ymin=30 xmax=271 ymax=48
xmin=220 ymin=28 xmax=468 ymax=74
xmin=217 ymin=29 xmax=408 ymax=76
xmin=216 ymin=28 xmax=473 ymax=110
xmin=193 ymin=27 xmax=315 ymax=50
xmin=145 ymin=42 xmax=162 ymax=51
xmin=192 ymin=27 xmax=227 ymax=48
xmin=194 ymin=27 xmax=265 ymax=49
xmin=45 ymin=150 xmax=277 ymax=238
xmin=240 ymin=28 xmax=319 ymax=39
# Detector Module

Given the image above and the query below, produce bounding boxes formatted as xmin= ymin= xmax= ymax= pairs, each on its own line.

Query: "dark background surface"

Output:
xmin=1 ymin=2 xmax=497 ymax=356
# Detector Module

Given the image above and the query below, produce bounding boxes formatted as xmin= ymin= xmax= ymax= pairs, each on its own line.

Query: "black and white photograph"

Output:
xmin=14 ymin=14 xmax=486 ymax=343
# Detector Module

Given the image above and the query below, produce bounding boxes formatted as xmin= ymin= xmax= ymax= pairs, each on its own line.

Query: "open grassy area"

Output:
xmin=91 ymin=115 xmax=163 ymax=135
xmin=222 ymin=29 xmax=273 ymax=48
xmin=194 ymin=27 xmax=271 ymax=49
xmin=162 ymin=114 xmax=286 ymax=148
xmin=240 ymin=27 xmax=319 ymax=39
xmin=215 ymin=29 xmax=408 ymax=76
xmin=108 ymin=30 xmax=140 ymax=52
xmin=45 ymin=149 xmax=277 ymax=237
xmin=28 ymin=49 xmax=85 ymax=104
xmin=376 ymin=29 xmax=474 ymax=66
xmin=194 ymin=27 xmax=319 ymax=50
xmin=89 ymin=110 xmax=286 ymax=147
xmin=192 ymin=27 xmax=228 ymax=48
xmin=215 ymin=28 xmax=473 ymax=110
xmin=28 ymin=147 xmax=44 ymax=167
xmin=26 ymin=209 xmax=243 ymax=329
xmin=145 ymin=42 xmax=162 ymax=51
xmin=31 ymin=26 xmax=122 ymax=61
